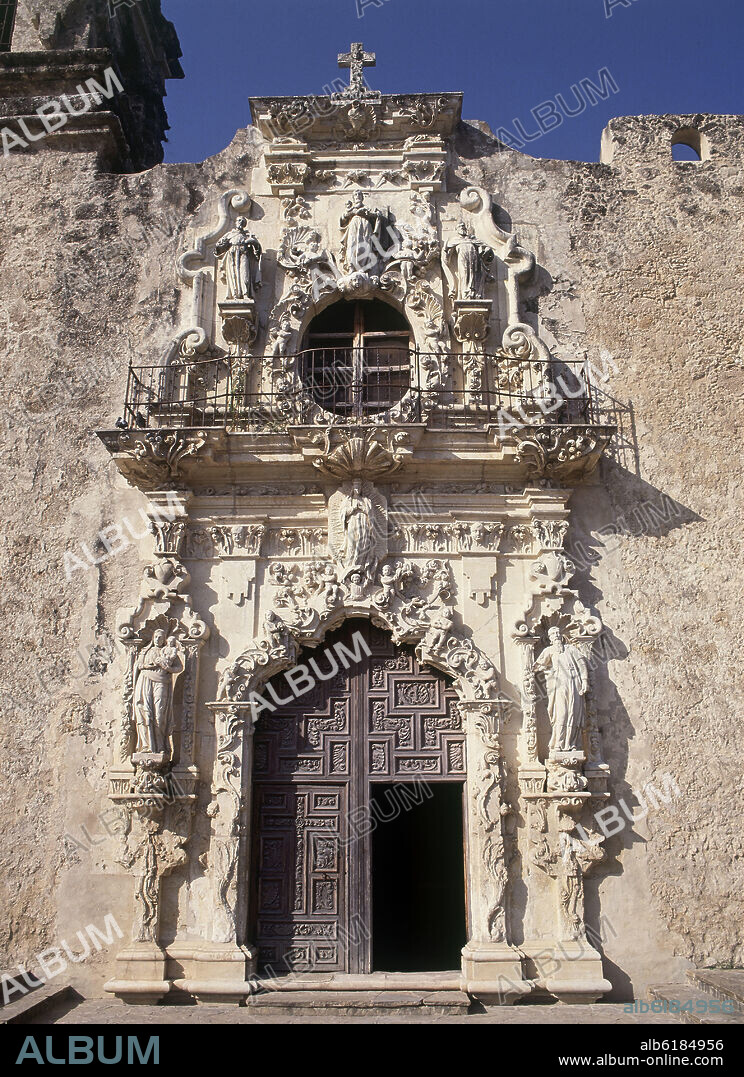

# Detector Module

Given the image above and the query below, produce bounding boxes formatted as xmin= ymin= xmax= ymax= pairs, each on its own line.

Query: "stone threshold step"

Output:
xmin=247 ymin=990 xmax=470 ymax=1016
xmin=0 ymin=985 xmax=74 ymax=1025
xmin=254 ymin=971 xmax=461 ymax=992
xmin=648 ymin=983 xmax=744 ymax=1025
xmin=688 ymin=970 xmax=744 ymax=1014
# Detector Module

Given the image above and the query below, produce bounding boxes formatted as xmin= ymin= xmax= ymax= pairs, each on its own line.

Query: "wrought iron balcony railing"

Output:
xmin=118 ymin=349 xmax=616 ymax=433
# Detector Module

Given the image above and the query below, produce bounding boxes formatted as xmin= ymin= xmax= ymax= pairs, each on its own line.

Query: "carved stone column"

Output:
xmin=515 ymin=633 xmax=546 ymax=794
xmin=460 ymin=700 xmax=530 ymax=1004
xmin=512 ymin=504 xmax=612 ymax=1003
xmin=174 ymin=703 xmax=256 ymax=1003
xmin=104 ymin=488 xmax=209 ymax=1003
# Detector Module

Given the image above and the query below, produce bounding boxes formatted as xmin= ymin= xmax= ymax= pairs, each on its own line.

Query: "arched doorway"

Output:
xmin=300 ymin=298 xmax=412 ymax=417
xmin=250 ymin=619 xmax=467 ymax=975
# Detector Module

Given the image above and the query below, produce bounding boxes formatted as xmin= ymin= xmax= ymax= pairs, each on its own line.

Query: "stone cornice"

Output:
xmin=96 ymin=423 xmax=614 ymax=492
xmin=250 ymin=91 xmax=463 ymax=144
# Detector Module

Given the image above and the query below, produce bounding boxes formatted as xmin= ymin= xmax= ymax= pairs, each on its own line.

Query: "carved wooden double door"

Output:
xmin=251 ymin=620 xmax=466 ymax=974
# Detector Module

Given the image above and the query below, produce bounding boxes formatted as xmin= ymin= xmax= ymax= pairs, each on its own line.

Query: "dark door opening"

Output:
xmin=251 ymin=621 xmax=467 ymax=974
xmin=370 ymin=782 xmax=467 ymax=972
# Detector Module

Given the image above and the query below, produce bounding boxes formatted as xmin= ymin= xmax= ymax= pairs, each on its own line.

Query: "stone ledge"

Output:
xmin=687 ymin=970 xmax=744 ymax=1014
xmin=648 ymin=983 xmax=744 ymax=1025
xmin=0 ymin=984 xmax=74 ymax=1025
xmin=45 ymin=999 xmax=696 ymax=1024
xmin=245 ymin=989 xmax=471 ymax=1016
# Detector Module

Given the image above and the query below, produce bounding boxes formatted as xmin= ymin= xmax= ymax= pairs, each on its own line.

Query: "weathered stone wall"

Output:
xmin=458 ymin=112 xmax=744 ymax=994
xmin=0 ymin=132 xmax=261 ymax=992
xmin=0 ymin=109 xmax=742 ymax=998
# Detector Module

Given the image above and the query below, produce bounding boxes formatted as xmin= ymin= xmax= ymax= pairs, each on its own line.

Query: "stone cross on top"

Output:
xmin=337 ymin=42 xmax=377 ymax=99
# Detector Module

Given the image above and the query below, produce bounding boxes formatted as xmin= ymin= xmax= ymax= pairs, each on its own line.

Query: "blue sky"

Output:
xmin=158 ymin=0 xmax=743 ymax=164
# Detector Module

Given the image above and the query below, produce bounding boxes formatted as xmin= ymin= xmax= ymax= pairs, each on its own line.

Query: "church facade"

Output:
xmin=1 ymin=2 xmax=742 ymax=1009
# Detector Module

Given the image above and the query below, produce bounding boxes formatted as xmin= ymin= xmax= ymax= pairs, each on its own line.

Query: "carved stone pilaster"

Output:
xmin=104 ymin=795 xmax=196 ymax=1005
xmin=207 ymin=704 xmax=254 ymax=948
xmin=461 ymin=698 xmax=530 ymax=1004
xmin=515 ymin=636 xmax=540 ymax=768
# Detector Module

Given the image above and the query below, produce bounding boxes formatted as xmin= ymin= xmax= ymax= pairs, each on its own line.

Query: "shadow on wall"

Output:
xmin=568 ymin=460 xmax=702 ymax=1000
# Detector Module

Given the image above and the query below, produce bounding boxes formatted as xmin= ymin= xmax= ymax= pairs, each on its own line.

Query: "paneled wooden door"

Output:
xmin=250 ymin=619 xmax=466 ymax=974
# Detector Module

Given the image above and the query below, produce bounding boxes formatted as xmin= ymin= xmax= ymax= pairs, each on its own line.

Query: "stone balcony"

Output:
xmin=97 ymin=350 xmax=623 ymax=489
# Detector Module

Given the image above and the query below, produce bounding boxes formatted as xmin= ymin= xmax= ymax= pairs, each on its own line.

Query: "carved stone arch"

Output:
xmin=294 ymin=287 xmax=413 ymax=345
xmin=218 ymin=601 xmax=504 ymax=711
xmin=205 ymin=598 xmax=522 ymax=997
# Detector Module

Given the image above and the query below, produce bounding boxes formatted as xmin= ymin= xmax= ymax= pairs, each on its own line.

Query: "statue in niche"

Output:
xmin=215 ymin=216 xmax=263 ymax=300
xmin=133 ymin=629 xmax=184 ymax=756
xmin=328 ymin=480 xmax=387 ymax=584
xmin=341 ymin=480 xmax=375 ymax=574
xmin=534 ymin=626 xmax=589 ymax=752
xmin=339 ymin=191 xmax=386 ymax=273
xmin=444 ymin=223 xmax=494 ymax=301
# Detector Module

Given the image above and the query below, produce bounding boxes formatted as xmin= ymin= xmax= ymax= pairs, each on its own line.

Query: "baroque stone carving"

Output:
xmin=105 ymin=430 xmax=215 ymax=491
xmin=531 ymin=519 xmax=569 ymax=550
xmin=214 ymin=217 xmax=262 ymax=301
xmin=470 ymin=702 xmax=511 ymax=941
xmin=267 ymin=162 xmax=311 ymax=189
xmin=393 ymin=96 xmax=450 ymax=130
xmin=208 ymin=524 xmax=266 ymax=558
xmin=512 ymin=425 xmax=615 ymax=482
xmin=295 ymin=427 xmax=409 ymax=480
xmin=118 ymin=808 xmax=192 ymax=945
xmin=148 ymin=518 xmax=187 ymax=558
xmin=458 ymin=186 xmax=535 ymax=331
xmin=443 ymin=223 xmax=495 ymax=301
xmin=277 ymin=225 xmax=338 ymax=303
xmin=383 ymin=200 xmax=440 ymax=297
xmin=534 ymin=627 xmax=590 ymax=754
xmin=327 ymin=480 xmax=387 ymax=582
xmin=556 ymin=818 xmax=606 ymax=941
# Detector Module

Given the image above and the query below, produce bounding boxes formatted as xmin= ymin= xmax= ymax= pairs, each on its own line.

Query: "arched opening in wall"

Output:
xmin=300 ymin=298 xmax=412 ymax=418
xmin=249 ymin=619 xmax=467 ymax=975
xmin=0 ymin=0 xmax=17 ymax=51
xmin=671 ymin=127 xmax=705 ymax=161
